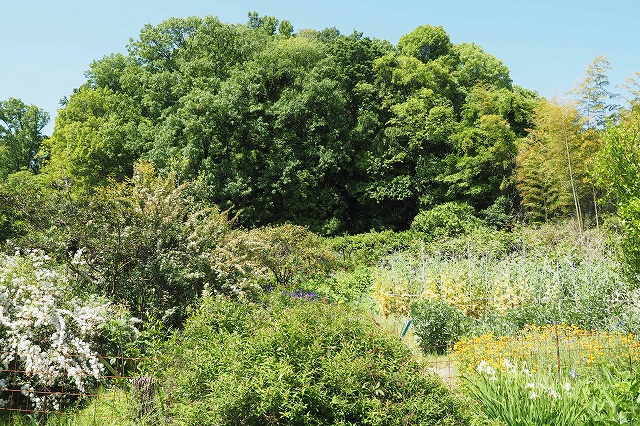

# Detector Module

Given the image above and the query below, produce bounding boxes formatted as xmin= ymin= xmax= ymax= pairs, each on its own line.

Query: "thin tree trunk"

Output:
xmin=564 ymin=132 xmax=582 ymax=234
xmin=592 ymin=186 xmax=600 ymax=228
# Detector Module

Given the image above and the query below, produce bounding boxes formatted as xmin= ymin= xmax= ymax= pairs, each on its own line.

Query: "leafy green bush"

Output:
xmin=411 ymin=299 xmax=466 ymax=354
xmin=582 ymin=367 xmax=640 ymax=425
xmin=152 ymin=295 xmax=472 ymax=425
xmin=250 ymin=223 xmax=335 ymax=289
xmin=329 ymin=230 xmax=418 ymax=267
xmin=411 ymin=202 xmax=481 ymax=240
xmin=480 ymin=196 xmax=515 ymax=230
xmin=322 ymin=266 xmax=374 ymax=307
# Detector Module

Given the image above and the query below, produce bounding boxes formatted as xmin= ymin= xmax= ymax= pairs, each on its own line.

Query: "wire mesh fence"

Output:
xmin=0 ymin=353 xmax=149 ymax=425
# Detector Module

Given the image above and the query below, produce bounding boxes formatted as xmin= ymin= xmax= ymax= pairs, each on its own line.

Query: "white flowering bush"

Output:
xmin=0 ymin=250 xmax=139 ymax=412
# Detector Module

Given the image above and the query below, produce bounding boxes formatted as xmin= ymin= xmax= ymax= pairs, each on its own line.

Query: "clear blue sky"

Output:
xmin=3 ymin=0 xmax=639 ymax=135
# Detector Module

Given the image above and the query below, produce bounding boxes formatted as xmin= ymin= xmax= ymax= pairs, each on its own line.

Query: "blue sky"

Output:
xmin=2 ymin=0 xmax=639 ymax=135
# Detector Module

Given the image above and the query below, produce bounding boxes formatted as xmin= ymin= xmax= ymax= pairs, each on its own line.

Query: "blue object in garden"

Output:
xmin=401 ymin=319 xmax=413 ymax=337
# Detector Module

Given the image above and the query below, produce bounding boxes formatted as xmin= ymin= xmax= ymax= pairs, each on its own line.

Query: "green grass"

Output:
xmin=0 ymin=387 xmax=149 ymax=426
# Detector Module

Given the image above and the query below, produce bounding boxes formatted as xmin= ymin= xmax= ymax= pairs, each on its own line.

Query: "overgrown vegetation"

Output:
xmin=149 ymin=294 xmax=473 ymax=425
xmin=2 ymin=10 xmax=640 ymax=426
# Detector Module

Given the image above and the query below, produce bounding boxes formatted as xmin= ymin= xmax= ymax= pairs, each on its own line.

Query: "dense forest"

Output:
xmin=2 ymin=12 xmax=640 ymax=425
xmin=3 ymin=14 xmax=634 ymax=235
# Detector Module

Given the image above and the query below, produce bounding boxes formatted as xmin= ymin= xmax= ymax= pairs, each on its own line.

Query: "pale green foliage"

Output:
xmin=374 ymin=221 xmax=626 ymax=332
xmin=411 ymin=299 xmax=466 ymax=354
xmin=620 ymin=71 xmax=640 ymax=107
xmin=42 ymin=87 xmax=143 ymax=189
xmin=250 ymin=223 xmax=334 ymax=289
xmin=593 ymin=107 xmax=640 ymax=282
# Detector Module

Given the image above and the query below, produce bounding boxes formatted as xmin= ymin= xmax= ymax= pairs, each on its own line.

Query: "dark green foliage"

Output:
xmin=480 ymin=195 xmax=515 ymax=230
xmin=154 ymin=295 xmax=472 ymax=425
xmin=410 ymin=299 xmax=466 ymax=354
xmin=38 ymin=14 xmax=537 ymax=235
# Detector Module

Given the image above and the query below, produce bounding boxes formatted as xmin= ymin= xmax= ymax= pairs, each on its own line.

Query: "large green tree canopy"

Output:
xmin=41 ymin=14 xmax=538 ymax=234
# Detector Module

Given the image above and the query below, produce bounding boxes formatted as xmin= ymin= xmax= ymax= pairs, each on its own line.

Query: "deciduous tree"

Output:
xmin=0 ymin=98 xmax=49 ymax=177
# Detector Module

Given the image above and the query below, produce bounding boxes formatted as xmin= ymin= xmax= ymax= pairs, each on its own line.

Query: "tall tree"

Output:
xmin=620 ymin=71 xmax=640 ymax=108
xmin=397 ymin=25 xmax=452 ymax=63
xmin=516 ymin=99 xmax=596 ymax=223
xmin=0 ymin=98 xmax=49 ymax=177
xmin=453 ymin=43 xmax=512 ymax=91
xmin=570 ymin=55 xmax=619 ymax=129
xmin=42 ymin=87 xmax=144 ymax=189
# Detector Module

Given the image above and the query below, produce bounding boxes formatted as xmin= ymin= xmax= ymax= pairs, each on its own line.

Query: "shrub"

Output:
xmin=152 ymin=295 xmax=473 ymax=425
xmin=411 ymin=298 xmax=466 ymax=354
xmin=321 ymin=266 xmax=374 ymax=308
xmin=0 ymin=250 xmax=139 ymax=412
xmin=480 ymin=195 xmax=515 ymax=230
xmin=411 ymin=202 xmax=481 ymax=240
xmin=329 ymin=230 xmax=418 ymax=267
xmin=250 ymin=223 xmax=335 ymax=289
xmin=66 ymin=162 xmax=264 ymax=327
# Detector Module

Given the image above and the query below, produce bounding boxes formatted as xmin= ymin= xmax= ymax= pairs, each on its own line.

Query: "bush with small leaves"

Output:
xmin=411 ymin=202 xmax=482 ymax=240
xmin=152 ymin=294 xmax=473 ymax=425
xmin=250 ymin=223 xmax=335 ymax=290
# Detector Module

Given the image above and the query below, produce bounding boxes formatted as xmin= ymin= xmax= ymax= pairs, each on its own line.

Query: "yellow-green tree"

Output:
xmin=41 ymin=87 xmax=145 ymax=190
xmin=516 ymin=100 xmax=598 ymax=224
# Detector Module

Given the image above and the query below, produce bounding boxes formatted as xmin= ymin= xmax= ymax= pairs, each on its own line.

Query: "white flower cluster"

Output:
xmin=0 ymin=250 xmax=137 ymax=411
